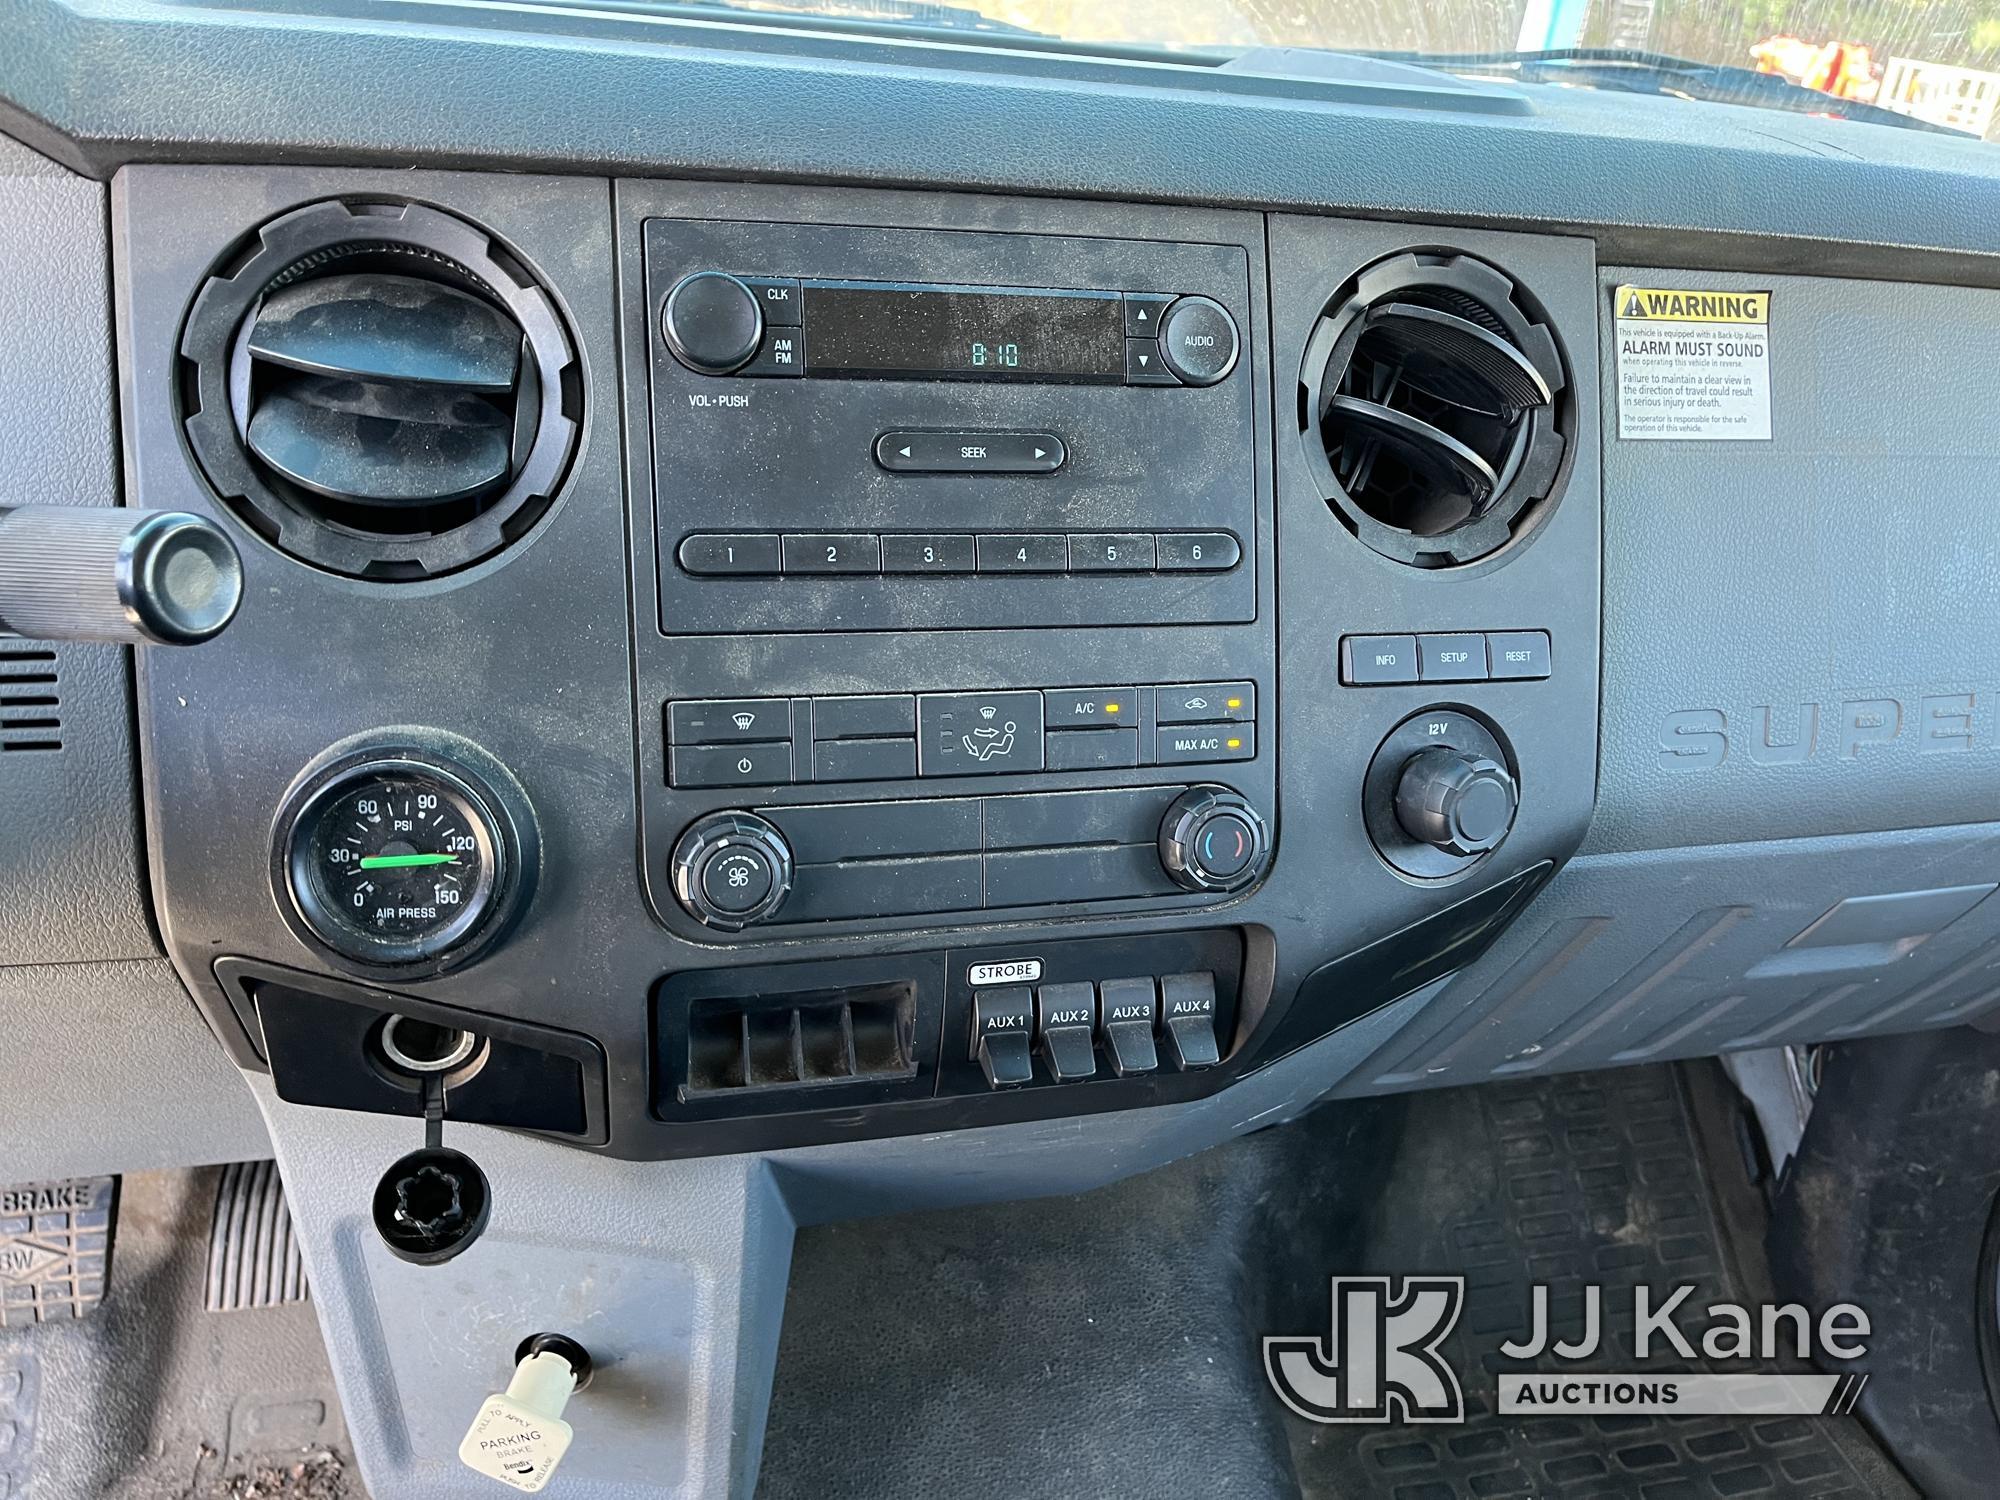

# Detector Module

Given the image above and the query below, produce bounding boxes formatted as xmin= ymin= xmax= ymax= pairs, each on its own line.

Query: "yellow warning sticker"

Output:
xmin=1615 ymin=287 xmax=1769 ymax=324
xmin=1614 ymin=283 xmax=1772 ymax=441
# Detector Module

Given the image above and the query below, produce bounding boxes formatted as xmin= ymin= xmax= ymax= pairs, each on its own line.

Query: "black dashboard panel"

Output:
xmin=105 ymin=162 xmax=1603 ymax=1158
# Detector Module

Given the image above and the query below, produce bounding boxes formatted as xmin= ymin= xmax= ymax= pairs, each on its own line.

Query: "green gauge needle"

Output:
xmin=357 ymin=852 xmax=459 ymax=870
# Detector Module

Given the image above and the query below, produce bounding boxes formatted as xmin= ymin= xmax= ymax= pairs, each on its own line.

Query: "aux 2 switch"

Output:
xmin=1158 ymin=786 xmax=1270 ymax=893
xmin=973 ymin=987 xmax=1035 ymax=1088
xmin=1037 ymin=982 xmax=1099 ymax=1081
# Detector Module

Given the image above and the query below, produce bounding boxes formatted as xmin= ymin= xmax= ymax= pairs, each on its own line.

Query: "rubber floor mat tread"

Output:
xmin=206 ymin=1159 xmax=309 ymax=1312
xmin=1287 ymin=1066 xmax=1910 ymax=1500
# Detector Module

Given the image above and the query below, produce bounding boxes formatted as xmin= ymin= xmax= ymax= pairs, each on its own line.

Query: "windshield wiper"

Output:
xmin=1367 ymin=47 xmax=1964 ymax=136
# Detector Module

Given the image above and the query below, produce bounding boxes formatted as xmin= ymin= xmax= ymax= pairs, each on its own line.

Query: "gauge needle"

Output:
xmin=358 ymin=852 xmax=460 ymax=869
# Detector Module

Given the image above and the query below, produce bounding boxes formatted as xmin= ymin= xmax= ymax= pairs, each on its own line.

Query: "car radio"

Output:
xmin=643 ymin=217 xmax=1259 ymax=635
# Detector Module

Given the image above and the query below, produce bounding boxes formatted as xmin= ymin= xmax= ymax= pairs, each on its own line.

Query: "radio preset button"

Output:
xmin=1155 ymin=532 xmax=1240 ymax=571
xmin=741 ymin=324 xmax=805 ymax=377
xmin=783 ymin=533 xmax=881 ymax=574
xmin=1157 ymin=296 xmax=1240 ymax=386
xmin=741 ymin=276 xmax=802 ymax=326
xmin=1124 ymin=337 xmax=1177 ymax=386
xmin=919 ymin=690 xmax=1045 ymax=777
xmin=976 ymin=534 xmax=1068 ymax=573
xmin=881 ymin=533 xmax=975 ymax=573
xmin=1123 ymin=292 xmax=1176 ymax=338
xmin=1067 ymin=533 xmax=1155 ymax=571
xmin=875 ymin=431 xmax=1065 ymax=474
xmin=677 ymin=532 xmax=781 ymax=575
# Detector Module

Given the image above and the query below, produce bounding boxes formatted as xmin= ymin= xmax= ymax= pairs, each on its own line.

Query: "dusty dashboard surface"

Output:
xmin=2 ymin=1 xmax=1999 ymax=1496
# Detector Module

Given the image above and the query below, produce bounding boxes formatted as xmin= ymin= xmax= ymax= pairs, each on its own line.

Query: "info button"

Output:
xmin=875 ymin=431 xmax=1065 ymax=474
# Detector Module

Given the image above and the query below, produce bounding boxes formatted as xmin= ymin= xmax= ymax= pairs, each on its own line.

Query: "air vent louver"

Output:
xmin=0 ymin=645 xmax=60 ymax=751
xmin=181 ymin=200 xmax=579 ymax=581
xmin=1302 ymin=253 xmax=1567 ymax=567
xmin=242 ymin=274 xmax=524 ymax=511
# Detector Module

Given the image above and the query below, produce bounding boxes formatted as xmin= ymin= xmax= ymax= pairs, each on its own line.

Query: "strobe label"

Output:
xmin=969 ymin=959 xmax=1042 ymax=987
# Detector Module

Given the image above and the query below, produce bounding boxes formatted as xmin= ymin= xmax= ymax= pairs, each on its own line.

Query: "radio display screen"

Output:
xmin=803 ymin=282 xmax=1126 ymax=381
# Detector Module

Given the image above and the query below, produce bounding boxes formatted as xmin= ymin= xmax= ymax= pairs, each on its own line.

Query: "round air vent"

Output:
xmin=1300 ymin=253 xmax=1567 ymax=568
xmin=181 ymin=200 xmax=580 ymax=581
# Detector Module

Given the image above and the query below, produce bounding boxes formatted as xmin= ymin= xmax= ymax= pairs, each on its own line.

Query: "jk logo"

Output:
xmin=1264 ymin=1276 xmax=1466 ymax=1424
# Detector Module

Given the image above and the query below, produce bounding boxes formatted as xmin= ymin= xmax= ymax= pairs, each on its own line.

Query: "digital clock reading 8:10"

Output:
xmin=970 ymin=342 xmax=1021 ymax=368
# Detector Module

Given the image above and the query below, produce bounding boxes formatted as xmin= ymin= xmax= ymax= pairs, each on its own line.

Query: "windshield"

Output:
xmin=683 ymin=0 xmax=2000 ymax=142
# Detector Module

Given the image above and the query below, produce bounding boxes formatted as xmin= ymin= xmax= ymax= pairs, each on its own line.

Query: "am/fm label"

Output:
xmin=1614 ymin=283 xmax=1772 ymax=442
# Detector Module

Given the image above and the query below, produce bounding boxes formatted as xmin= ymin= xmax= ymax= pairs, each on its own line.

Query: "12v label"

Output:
xmin=1614 ymin=285 xmax=1771 ymax=441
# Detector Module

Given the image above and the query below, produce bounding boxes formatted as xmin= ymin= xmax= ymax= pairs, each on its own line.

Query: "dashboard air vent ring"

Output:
xmin=1301 ymin=252 xmax=1567 ymax=568
xmin=180 ymin=199 xmax=580 ymax=582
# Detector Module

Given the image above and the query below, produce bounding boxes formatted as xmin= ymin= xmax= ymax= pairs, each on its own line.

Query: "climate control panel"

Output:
xmin=667 ymin=784 xmax=1272 ymax=930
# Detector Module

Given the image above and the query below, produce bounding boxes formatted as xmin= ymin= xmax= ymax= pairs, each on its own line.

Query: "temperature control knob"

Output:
xmin=670 ymin=812 xmax=793 ymax=930
xmin=1158 ymin=786 xmax=1270 ymax=893
xmin=1394 ymin=747 xmax=1518 ymax=857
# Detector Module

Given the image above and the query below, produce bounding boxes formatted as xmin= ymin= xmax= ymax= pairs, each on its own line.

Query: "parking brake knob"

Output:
xmin=459 ymin=1333 xmax=594 ymax=1492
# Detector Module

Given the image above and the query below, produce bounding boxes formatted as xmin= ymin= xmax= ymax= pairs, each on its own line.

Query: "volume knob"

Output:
xmin=661 ymin=272 xmax=763 ymax=375
xmin=1393 ymin=748 xmax=1518 ymax=858
xmin=670 ymin=812 xmax=793 ymax=930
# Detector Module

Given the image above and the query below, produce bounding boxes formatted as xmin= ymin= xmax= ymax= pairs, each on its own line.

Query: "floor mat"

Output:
xmin=761 ymin=1066 xmax=1911 ymax=1500
xmin=1279 ymin=1067 xmax=1913 ymax=1500
xmin=0 ymin=1165 xmax=356 ymax=1499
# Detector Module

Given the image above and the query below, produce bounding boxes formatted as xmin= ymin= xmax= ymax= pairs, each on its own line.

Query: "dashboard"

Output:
xmin=116 ymin=167 xmax=1603 ymax=1160
xmin=4 ymin=2 xmax=2000 ymax=1494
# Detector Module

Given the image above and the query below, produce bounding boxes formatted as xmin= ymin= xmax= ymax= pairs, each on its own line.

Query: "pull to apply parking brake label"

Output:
xmin=1614 ymin=285 xmax=1771 ymax=442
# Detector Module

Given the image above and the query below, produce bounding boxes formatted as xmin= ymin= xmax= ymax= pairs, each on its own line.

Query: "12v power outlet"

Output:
xmin=378 ymin=1015 xmax=479 ymax=1075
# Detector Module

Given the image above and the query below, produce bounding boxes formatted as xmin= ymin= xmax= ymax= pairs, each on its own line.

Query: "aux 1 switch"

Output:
xmin=973 ymin=987 xmax=1035 ymax=1088
xmin=1036 ymin=982 xmax=1099 ymax=1081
